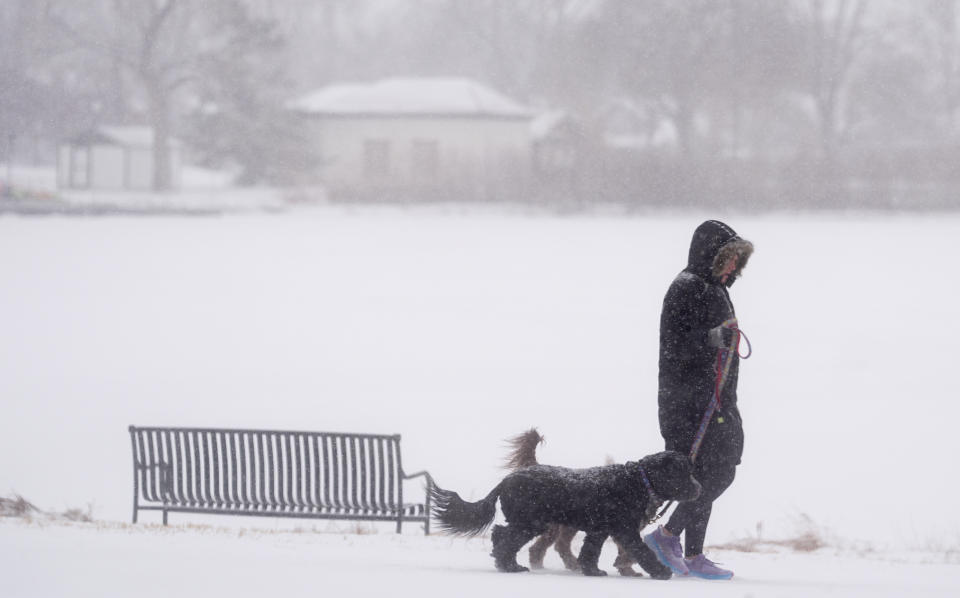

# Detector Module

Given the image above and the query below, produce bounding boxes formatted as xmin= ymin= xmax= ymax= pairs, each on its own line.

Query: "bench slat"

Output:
xmin=286 ymin=433 xmax=297 ymax=511
xmin=387 ymin=438 xmax=396 ymax=509
xmin=334 ymin=436 xmax=344 ymax=510
xmin=376 ymin=437 xmax=386 ymax=511
xmin=293 ymin=434 xmax=304 ymax=511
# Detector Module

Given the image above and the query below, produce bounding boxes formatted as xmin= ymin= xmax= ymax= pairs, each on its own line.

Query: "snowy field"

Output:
xmin=2 ymin=518 xmax=957 ymax=598
xmin=1 ymin=206 xmax=958 ymax=595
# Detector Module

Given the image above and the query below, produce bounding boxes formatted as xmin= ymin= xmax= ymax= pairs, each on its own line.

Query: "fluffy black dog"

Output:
xmin=431 ymin=450 xmax=702 ymax=578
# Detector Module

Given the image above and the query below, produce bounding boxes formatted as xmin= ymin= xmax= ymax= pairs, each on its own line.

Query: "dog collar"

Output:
xmin=638 ymin=466 xmax=660 ymax=503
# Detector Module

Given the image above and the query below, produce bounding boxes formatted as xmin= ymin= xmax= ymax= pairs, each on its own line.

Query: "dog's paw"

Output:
xmin=581 ymin=567 xmax=608 ymax=577
xmin=528 ymin=561 xmax=544 ymax=570
xmin=617 ymin=567 xmax=644 ymax=577
xmin=496 ymin=562 xmax=530 ymax=573
xmin=561 ymin=558 xmax=581 ymax=572
xmin=647 ymin=568 xmax=672 ymax=580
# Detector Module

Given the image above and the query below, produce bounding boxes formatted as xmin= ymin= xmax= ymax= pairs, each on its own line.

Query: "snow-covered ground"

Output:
xmin=3 ymin=517 xmax=957 ymax=597
xmin=1 ymin=206 xmax=958 ymax=595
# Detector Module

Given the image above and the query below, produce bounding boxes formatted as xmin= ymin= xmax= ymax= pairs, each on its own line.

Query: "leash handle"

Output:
xmin=723 ymin=318 xmax=752 ymax=359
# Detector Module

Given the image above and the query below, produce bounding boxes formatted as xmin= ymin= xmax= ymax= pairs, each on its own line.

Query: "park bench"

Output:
xmin=128 ymin=425 xmax=432 ymax=534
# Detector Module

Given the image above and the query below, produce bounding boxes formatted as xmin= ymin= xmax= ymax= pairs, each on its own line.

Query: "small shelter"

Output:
xmin=57 ymin=126 xmax=182 ymax=191
xmin=288 ymin=77 xmax=533 ymax=199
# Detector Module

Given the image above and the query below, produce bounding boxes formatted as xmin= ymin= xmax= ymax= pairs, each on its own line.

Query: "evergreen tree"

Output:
xmin=184 ymin=1 xmax=316 ymax=185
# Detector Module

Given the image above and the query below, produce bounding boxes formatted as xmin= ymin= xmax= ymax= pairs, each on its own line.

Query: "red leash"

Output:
xmin=689 ymin=319 xmax=749 ymax=462
xmin=649 ymin=319 xmax=751 ymax=525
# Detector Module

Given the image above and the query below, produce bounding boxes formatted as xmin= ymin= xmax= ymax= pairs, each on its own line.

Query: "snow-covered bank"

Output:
xmin=1 ymin=163 xmax=292 ymax=214
xmin=2 ymin=518 xmax=957 ymax=598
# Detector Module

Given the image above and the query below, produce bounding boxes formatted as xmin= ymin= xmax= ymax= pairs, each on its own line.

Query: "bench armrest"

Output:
xmin=402 ymin=470 xmax=432 ymax=483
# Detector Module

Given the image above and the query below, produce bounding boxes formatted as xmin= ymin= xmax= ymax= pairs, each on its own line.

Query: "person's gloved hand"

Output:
xmin=707 ymin=325 xmax=737 ymax=348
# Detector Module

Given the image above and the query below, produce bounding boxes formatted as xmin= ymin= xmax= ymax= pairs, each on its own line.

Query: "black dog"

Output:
xmin=505 ymin=429 xmax=641 ymax=576
xmin=431 ymin=450 xmax=701 ymax=578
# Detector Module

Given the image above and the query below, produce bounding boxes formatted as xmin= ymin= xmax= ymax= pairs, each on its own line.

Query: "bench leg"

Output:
xmin=425 ymin=480 xmax=431 ymax=536
xmin=163 ymin=510 xmax=168 ymax=526
xmin=132 ymin=468 xmax=139 ymax=524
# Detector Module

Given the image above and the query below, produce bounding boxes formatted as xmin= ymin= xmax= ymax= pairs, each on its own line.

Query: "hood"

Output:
xmin=686 ymin=220 xmax=753 ymax=287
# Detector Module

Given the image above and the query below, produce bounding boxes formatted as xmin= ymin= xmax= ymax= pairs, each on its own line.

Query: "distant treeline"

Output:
xmin=3 ymin=1 xmax=960 ymax=209
xmin=530 ymin=147 xmax=960 ymax=211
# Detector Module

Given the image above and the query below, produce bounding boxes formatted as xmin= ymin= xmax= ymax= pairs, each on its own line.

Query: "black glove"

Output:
xmin=707 ymin=325 xmax=737 ymax=348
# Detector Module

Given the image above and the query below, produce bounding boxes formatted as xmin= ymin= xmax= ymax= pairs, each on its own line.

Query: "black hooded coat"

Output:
xmin=658 ymin=221 xmax=746 ymax=466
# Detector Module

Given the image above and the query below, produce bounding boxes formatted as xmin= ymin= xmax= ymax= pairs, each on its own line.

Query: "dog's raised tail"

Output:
xmin=430 ymin=483 xmax=501 ymax=537
xmin=503 ymin=428 xmax=544 ymax=470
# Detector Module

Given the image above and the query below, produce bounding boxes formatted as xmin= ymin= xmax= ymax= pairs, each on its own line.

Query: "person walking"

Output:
xmin=643 ymin=220 xmax=754 ymax=580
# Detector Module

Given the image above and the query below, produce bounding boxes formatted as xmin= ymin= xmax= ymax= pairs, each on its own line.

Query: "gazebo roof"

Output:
xmin=66 ymin=126 xmax=181 ymax=148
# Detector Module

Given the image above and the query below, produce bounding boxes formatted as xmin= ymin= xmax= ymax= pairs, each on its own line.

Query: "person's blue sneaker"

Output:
xmin=642 ymin=526 xmax=689 ymax=576
xmin=685 ymin=554 xmax=733 ymax=580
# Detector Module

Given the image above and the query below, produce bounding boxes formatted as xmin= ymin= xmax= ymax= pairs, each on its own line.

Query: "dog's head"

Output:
xmin=641 ymin=451 xmax=702 ymax=502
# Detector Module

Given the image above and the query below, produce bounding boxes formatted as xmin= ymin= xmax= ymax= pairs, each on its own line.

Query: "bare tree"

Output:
xmin=123 ymin=0 xmax=188 ymax=190
xmin=48 ymin=0 xmax=260 ymax=190
xmin=922 ymin=0 xmax=960 ymax=135
xmin=798 ymin=0 xmax=871 ymax=161
xmin=1 ymin=1 xmax=75 ymax=165
xmin=248 ymin=0 xmax=373 ymax=87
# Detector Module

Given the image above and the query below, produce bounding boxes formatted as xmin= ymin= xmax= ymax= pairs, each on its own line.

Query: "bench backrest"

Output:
xmin=129 ymin=426 xmax=408 ymax=512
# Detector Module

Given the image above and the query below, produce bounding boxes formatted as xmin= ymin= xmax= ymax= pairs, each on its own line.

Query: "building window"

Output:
xmin=70 ymin=146 xmax=90 ymax=188
xmin=411 ymin=139 xmax=439 ymax=180
xmin=363 ymin=139 xmax=390 ymax=178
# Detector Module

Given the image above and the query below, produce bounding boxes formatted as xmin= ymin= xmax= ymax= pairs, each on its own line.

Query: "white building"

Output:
xmin=57 ymin=126 xmax=182 ymax=191
xmin=288 ymin=78 xmax=533 ymax=199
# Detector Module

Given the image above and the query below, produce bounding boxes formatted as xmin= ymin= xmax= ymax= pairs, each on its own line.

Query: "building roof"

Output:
xmin=67 ymin=126 xmax=181 ymax=148
xmin=288 ymin=77 xmax=532 ymax=119
xmin=530 ymin=110 xmax=588 ymax=141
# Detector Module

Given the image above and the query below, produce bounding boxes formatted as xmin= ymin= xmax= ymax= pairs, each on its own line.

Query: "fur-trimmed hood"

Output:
xmin=686 ymin=220 xmax=754 ymax=287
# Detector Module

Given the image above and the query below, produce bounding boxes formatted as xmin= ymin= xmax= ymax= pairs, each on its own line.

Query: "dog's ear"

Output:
xmin=649 ymin=450 xmax=677 ymax=471
xmin=661 ymin=453 xmax=683 ymax=478
xmin=675 ymin=453 xmax=695 ymax=477
xmin=645 ymin=451 xmax=702 ymax=501
xmin=640 ymin=452 xmax=670 ymax=478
